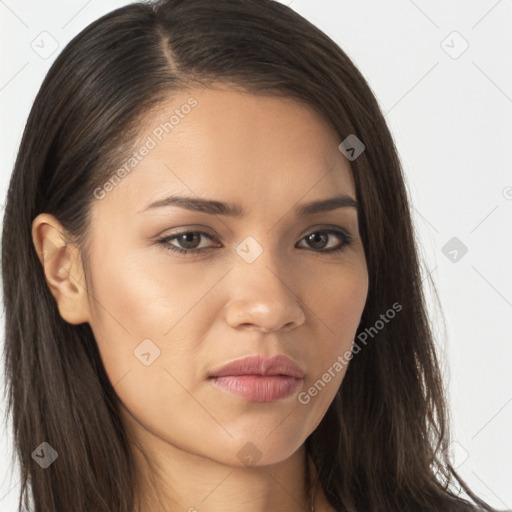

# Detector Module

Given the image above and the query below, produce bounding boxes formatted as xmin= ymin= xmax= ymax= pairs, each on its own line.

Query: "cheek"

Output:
xmin=298 ymin=262 xmax=367 ymax=411
xmin=85 ymin=251 xmax=240 ymax=441
xmin=85 ymin=256 xmax=215 ymax=442
xmin=84 ymin=251 xmax=212 ymax=385
xmin=308 ymin=259 xmax=368 ymax=345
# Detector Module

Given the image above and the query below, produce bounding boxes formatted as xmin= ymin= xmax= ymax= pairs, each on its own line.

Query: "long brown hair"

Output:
xmin=1 ymin=0 xmax=497 ymax=510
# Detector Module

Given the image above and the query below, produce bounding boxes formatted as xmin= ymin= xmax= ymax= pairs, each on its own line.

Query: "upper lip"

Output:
xmin=208 ymin=355 xmax=305 ymax=378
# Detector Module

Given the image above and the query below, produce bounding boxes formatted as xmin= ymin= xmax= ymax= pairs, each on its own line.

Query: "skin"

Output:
xmin=32 ymin=86 xmax=369 ymax=512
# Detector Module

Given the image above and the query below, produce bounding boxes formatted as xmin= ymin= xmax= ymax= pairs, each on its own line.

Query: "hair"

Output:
xmin=1 ymin=0 xmax=498 ymax=511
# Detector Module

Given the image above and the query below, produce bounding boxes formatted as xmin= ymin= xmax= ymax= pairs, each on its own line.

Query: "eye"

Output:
xmin=156 ymin=230 xmax=219 ymax=255
xmin=296 ymin=228 xmax=352 ymax=253
xmin=156 ymin=227 xmax=353 ymax=256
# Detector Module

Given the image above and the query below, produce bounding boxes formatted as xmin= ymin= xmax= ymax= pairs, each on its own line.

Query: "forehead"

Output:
xmin=95 ymin=86 xmax=356 ymax=219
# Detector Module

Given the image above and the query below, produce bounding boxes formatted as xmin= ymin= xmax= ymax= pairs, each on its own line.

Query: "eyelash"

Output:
xmin=156 ymin=227 xmax=353 ymax=257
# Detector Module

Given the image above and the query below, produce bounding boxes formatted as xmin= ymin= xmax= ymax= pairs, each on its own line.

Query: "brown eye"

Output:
xmin=297 ymin=229 xmax=352 ymax=253
xmin=157 ymin=230 xmax=219 ymax=255
xmin=157 ymin=227 xmax=352 ymax=257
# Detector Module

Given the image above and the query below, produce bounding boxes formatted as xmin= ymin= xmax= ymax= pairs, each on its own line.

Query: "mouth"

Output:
xmin=207 ymin=354 xmax=305 ymax=402
xmin=208 ymin=354 xmax=305 ymax=378
xmin=208 ymin=374 xmax=304 ymax=402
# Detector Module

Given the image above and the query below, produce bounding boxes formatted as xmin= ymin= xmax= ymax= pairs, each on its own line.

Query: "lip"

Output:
xmin=210 ymin=375 xmax=303 ymax=402
xmin=208 ymin=355 xmax=305 ymax=402
xmin=208 ymin=354 xmax=305 ymax=379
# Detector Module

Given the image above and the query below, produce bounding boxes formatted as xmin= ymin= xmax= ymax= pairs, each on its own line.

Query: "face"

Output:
xmin=75 ymin=86 xmax=368 ymax=467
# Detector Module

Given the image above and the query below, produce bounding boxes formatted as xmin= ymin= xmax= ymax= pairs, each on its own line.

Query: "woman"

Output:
xmin=1 ymin=0 xmax=498 ymax=510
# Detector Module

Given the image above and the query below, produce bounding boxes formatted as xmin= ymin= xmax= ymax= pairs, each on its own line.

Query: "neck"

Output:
xmin=129 ymin=428 xmax=315 ymax=512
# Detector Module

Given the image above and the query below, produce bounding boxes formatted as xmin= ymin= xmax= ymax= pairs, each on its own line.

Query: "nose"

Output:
xmin=224 ymin=247 xmax=306 ymax=333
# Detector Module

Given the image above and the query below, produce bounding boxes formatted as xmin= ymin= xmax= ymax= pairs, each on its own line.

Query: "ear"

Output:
xmin=31 ymin=213 xmax=91 ymax=325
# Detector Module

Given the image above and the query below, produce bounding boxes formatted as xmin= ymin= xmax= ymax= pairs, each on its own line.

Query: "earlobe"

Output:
xmin=31 ymin=213 xmax=91 ymax=325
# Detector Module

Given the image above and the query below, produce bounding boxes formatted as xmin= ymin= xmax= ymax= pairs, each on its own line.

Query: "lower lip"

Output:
xmin=209 ymin=375 xmax=304 ymax=402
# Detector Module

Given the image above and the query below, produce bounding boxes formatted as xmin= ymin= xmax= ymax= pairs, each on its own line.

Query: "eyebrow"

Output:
xmin=140 ymin=194 xmax=359 ymax=217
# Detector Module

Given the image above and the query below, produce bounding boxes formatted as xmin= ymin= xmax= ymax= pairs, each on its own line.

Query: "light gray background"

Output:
xmin=1 ymin=1 xmax=511 ymax=510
